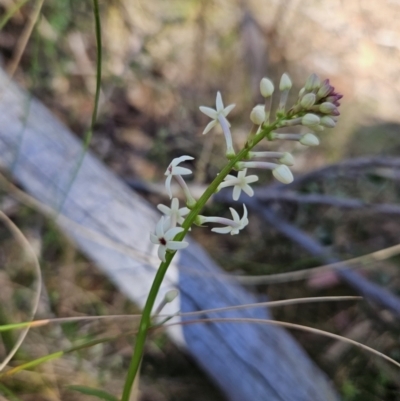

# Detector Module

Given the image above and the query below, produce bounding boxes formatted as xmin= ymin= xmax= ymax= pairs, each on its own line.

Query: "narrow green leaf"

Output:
xmin=0 ymin=383 xmax=24 ymax=401
xmin=68 ymin=386 xmax=118 ymax=401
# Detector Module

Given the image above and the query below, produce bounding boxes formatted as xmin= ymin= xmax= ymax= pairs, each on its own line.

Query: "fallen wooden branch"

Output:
xmin=215 ymin=190 xmax=400 ymax=318
xmin=0 ymin=68 xmax=340 ymax=400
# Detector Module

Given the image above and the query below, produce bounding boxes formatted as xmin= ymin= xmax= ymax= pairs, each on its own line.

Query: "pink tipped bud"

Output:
xmin=317 ymin=79 xmax=334 ymax=98
xmin=319 ymin=102 xmax=337 ymax=114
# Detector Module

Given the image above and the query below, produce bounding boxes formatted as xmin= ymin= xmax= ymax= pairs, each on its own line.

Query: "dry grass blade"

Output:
xmin=7 ymin=0 xmax=44 ymax=77
xmin=164 ymin=317 xmax=400 ymax=369
xmin=176 ymin=296 xmax=362 ymax=317
xmin=0 ymin=210 xmax=42 ymax=371
xmin=0 ymin=296 xmax=361 ymax=331
xmin=234 ymin=243 xmax=400 ymax=285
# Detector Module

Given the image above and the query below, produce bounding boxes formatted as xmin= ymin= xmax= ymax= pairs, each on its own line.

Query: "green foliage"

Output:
xmin=68 ymin=385 xmax=118 ymax=401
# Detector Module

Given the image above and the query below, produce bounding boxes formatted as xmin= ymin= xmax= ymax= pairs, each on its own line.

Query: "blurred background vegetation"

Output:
xmin=1 ymin=0 xmax=400 ymax=400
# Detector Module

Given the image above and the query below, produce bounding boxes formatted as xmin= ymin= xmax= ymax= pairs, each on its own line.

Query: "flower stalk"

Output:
xmin=121 ymin=72 xmax=342 ymax=401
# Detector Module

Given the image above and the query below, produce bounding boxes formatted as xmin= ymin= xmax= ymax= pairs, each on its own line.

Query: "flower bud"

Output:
xmin=278 ymin=152 xmax=294 ymax=166
xmin=305 ymin=73 xmax=320 ymax=91
xmin=312 ymin=125 xmax=325 ymax=132
xmin=164 ymin=289 xmax=179 ymax=303
xmin=317 ymin=79 xmax=334 ymax=98
xmin=301 ymin=113 xmax=320 ymax=127
xmin=319 ymin=102 xmax=337 ymax=114
xmin=260 ymin=78 xmax=274 ymax=97
xmin=320 ymin=116 xmax=336 ymax=128
xmin=300 ymin=93 xmax=316 ymax=109
xmin=298 ymin=87 xmax=305 ymax=98
xmin=325 ymin=95 xmax=342 ymax=106
xmin=279 ymin=73 xmax=292 ymax=91
xmin=273 ymin=165 xmax=294 ymax=184
xmin=250 ymin=104 xmax=266 ymax=125
xmin=300 ymin=133 xmax=319 ymax=146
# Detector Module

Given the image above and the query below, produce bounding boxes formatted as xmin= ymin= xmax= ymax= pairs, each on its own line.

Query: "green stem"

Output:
xmin=120 ymin=122 xmax=278 ymax=401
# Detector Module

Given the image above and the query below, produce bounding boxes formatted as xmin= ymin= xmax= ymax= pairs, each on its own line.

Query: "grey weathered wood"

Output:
xmin=0 ymin=68 xmax=340 ymax=401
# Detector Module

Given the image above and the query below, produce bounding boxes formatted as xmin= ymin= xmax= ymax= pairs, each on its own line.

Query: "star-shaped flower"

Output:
xmin=199 ymin=91 xmax=235 ymax=134
xmin=217 ymin=169 xmax=259 ymax=201
xmin=150 ymin=217 xmax=189 ymax=262
xmin=165 ymin=155 xmax=194 ymax=199
xmin=198 ymin=204 xmax=248 ymax=236
xmin=157 ymin=198 xmax=190 ymax=227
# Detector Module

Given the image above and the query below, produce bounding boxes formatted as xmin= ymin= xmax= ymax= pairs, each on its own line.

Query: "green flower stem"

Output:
xmin=120 ymin=121 xmax=278 ymax=401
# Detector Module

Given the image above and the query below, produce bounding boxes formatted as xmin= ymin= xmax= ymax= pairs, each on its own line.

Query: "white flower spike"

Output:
xmin=150 ymin=217 xmax=188 ymax=262
xmin=218 ymin=169 xmax=259 ymax=201
xmin=199 ymin=91 xmax=235 ymax=134
xmin=198 ymin=204 xmax=248 ymax=235
xmin=165 ymin=155 xmax=194 ymax=199
xmin=157 ymin=198 xmax=190 ymax=227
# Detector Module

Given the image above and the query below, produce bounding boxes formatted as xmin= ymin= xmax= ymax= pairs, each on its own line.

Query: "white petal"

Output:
xmin=222 ymin=103 xmax=235 ymax=117
xmin=233 ymin=186 xmax=241 ymax=201
xmin=238 ymin=169 xmax=247 ymax=178
xmin=203 ymin=120 xmax=217 ymax=135
xmin=245 ymin=175 xmax=259 ymax=184
xmin=165 ymin=175 xmax=173 ymax=198
xmin=199 ymin=106 xmax=218 ymax=119
xmin=158 ymin=245 xmax=167 ymax=262
xmin=171 ymin=155 xmax=194 ymax=166
xmin=229 ymin=207 xmax=240 ymax=222
xmin=212 ymin=226 xmax=232 ymax=234
xmin=216 ymin=91 xmax=224 ymax=112
xmin=225 ymin=174 xmax=237 ymax=181
xmin=157 ymin=204 xmax=171 ymax=215
xmin=150 ymin=233 xmax=159 ymax=244
xmin=172 ymin=166 xmax=192 ymax=176
xmin=242 ymin=204 xmax=248 ymax=221
xmin=164 ymin=226 xmax=184 ymax=240
xmin=155 ymin=217 xmax=165 ymax=237
xmin=166 ymin=240 xmax=189 ymax=250
xmin=240 ymin=218 xmax=249 ymax=229
xmin=162 ymin=217 xmax=172 ymax=232
xmin=242 ymin=185 xmax=254 ymax=197
xmin=218 ymin=181 xmax=235 ymax=190
xmin=179 ymin=207 xmax=190 ymax=216
xmin=171 ymin=198 xmax=179 ymax=211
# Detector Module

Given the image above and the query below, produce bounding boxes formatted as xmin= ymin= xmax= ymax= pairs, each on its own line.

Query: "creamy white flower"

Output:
xmin=157 ymin=198 xmax=190 ymax=227
xmin=198 ymin=204 xmax=248 ymax=235
xmin=199 ymin=91 xmax=235 ymax=134
xmin=165 ymin=155 xmax=194 ymax=199
xmin=150 ymin=217 xmax=188 ymax=262
xmin=218 ymin=169 xmax=259 ymax=201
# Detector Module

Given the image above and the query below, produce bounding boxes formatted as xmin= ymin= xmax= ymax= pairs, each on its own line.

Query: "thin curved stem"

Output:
xmin=120 ymin=121 xmax=279 ymax=401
